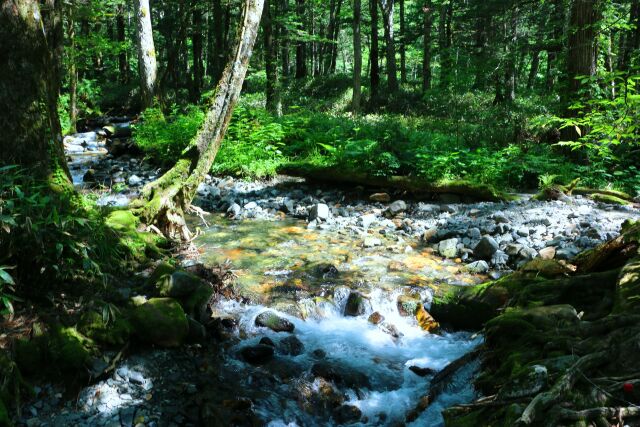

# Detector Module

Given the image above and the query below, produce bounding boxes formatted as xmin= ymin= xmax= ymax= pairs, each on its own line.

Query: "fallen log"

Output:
xmin=279 ymin=165 xmax=513 ymax=202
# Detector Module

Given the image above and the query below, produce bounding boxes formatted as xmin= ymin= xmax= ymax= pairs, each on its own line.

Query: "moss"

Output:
xmin=147 ymin=261 xmax=177 ymax=286
xmin=78 ymin=311 xmax=132 ymax=346
xmin=182 ymin=283 xmax=214 ymax=318
xmin=156 ymin=271 xmax=202 ymax=298
xmin=614 ymin=257 xmax=640 ymax=313
xmin=131 ymin=298 xmax=189 ymax=347
xmin=590 ymin=193 xmax=631 ymax=205
xmin=105 ymin=210 xmax=140 ymax=232
xmin=47 ymin=326 xmax=96 ymax=373
xmin=0 ymin=397 xmax=10 ymax=427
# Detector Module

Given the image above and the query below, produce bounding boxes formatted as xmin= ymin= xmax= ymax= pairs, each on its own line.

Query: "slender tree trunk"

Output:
xmin=329 ymin=0 xmax=343 ymax=73
xmin=379 ymin=0 xmax=398 ymax=92
xmin=399 ymin=0 xmax=406 ymax=83
xmin=527 ymin=50 xmax=541 ymax=89
xmin=504 ymin=5 xmax=518 ymax=102
xmin=280 ymin=0 xmax=290 ymax=77
xmin=136 ymin=0 xmax=265 ymax=239
xmin=422 ymin=0 xmax=433 ymax=91
xmin=212 ymin=0 xmax=224 ymax=81
xmin=618 ymin=0 xmax=640 ymax=71
xmin=545 ymin=0 xmax=563 ymax=91
xmin=117 ymin=4 xmax=128 ymax=83
xmin=0 ymin=0 xmax=71 ymax=186
xmin=370 ymin=0 xmax=380 ymax=98
xmin=264 ymin=0 xmax=282 ymax=115
xmin=352 ymin=0 xmax=362 ymax=113
xmin=192 ymin=2 xmax=204 ymax=101
xmin=438 ymin=2 xmax=449 ymax=88
xmin=67 ymin=7 xmax=78 ymax=134
xmin=134 ymin=0 xmax=158 ymax=109
xmin=295 ymin=0 xmax=307 ymax=78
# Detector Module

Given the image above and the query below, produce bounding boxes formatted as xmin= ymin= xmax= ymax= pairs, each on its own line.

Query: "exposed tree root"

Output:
xmin=555 ymin=406 xmax=640 ymax=421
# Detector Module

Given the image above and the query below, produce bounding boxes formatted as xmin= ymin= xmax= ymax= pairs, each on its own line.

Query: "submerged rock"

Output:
xmin=311 ymin=362 xmax=371 ymax=389
xmin=279 ymin=335 xmax=305 ymax=356
xmin=240 ymin=344 xmax=275 ymax=365
xmin=255 ymin=311 xmax=295 ymax=333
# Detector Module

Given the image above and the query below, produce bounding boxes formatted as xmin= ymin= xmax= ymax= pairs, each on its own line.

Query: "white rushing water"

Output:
xmin=217 ymin=286 xmax=482 ymax=427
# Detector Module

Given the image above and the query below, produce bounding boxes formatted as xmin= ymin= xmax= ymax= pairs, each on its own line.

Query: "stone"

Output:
xmin=387 ymin=261 xmax=407 ymax=272
xmin=465 ymin=260 xmax=490 ymax=273
xmin=396 ymin=294 xmax=420 ymax=317
xmin=259 ymin=337 xmax=275 ymax=347
xmin=388 ymin=200 xmax=407 ymax=215
xmin=345 ymin=292 xmax=371 ymax=316
xmin=156 ymin=271 xmax=202 ymax=298
xmin=556 ymin=245 xmax=580 ymax=260
xmin=379 ymin=322 xmax=403 ymax=339
xmin=422 ymin=227 xmax=438 ymax=243
xmin=474 ymin=236 xmax=499 ymax=259
xmin=240 ymin=344 xmax=274 ymax=365
xmin=416 ymin=304 xmax=439 ymax=332
xmin=363 ymin=236 xmax=382 ymax=248
xmin=309 ymin=203 xmax=330 ymax=221
xmin=227 ymin=203 xmax=241 ymax=217
xmin=491 ymin=250 xmax=509 ymax=267
xmin=409 ymin=366 xmax=436 ymax=377
xmin=128 ymin=174 xmax=143 ymax=186
xmin=538 ymin=246 xmax=556 ymax=259
xmin=368 ymin=312 xmax=385 ymax=325
xmin=334 ymin=405 xmax=362 ymax=424
xmin=279 ymin=336 xmax=305 ymax=356
xmin=493 ymin=213 xmax=510 ymax=224
xmin=255 ymin=311 xmax=295 ymax=333
xmin=131 ymin=298 xmax=189 ymax=347
xmin=369 ymin=193 xmax=391 ymax=202
xmin=438 ymin=238 xmax=459 ymax=258
xmin=311 ymin=362 xmax=370 ymax=389
xmin=519 ymin=246 xmax=538 ymax=260
xmin=360 ymin=213 xmax=377 ymax=229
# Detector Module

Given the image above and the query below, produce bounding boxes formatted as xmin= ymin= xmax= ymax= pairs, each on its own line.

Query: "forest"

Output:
xmin=1 ymin=0 xmax=640 ymax=425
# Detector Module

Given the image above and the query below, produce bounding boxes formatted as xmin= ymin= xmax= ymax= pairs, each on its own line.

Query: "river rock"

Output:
xmin=255 ymin=311 xmax=295 ymax=333
xmin=379 ymin=322 xmax=403 ymax=339
xmin=397 ymin=294 xmax=420 ymax=316
xmin=369 ymin=193 xmax=391 ymax=202
xmin=474 ymin=235 xmax=499 ymax=259
xmin=465 ymin=260 xmax=489 ymax=273
xmin=539 ymin=246 xmax=556 ymax=260
xmin=309 ymin=203 xmax=330 ymax=221
xmin=240 ymin=344 xmax=274 ymax=365
xmin=416 ymin=304 xmax=439 ymax=332
xmin=131 ymin=298 xmax=189 ymax=347
xmin=311 ymin=362 xmax=371 ymax=389
xmin=156 ymin=271 xmax=202 ymax=298
xmin=388 ymin=200 xmax=407 ymax=215
xmin=259 ymin=337 xmax=276 ymax=347
xmin=368 ymin=312 xmax=384 ymax=325
xmin=279 ymin=336 xmax=305 ymax=356
xmin=409 ymin=366 xmax=437 ymax=377
xmin=334 ymin=405 xmax=362 ymax=424
xmin=438 ymin=238 xmax=459 ymax=258
xmin=363 ymin=236 xmax=382 ymax=248
xmin=227 ymin=203 xmax=242 ymax=217
xmin=345 ymin=291 xmax=371 ymax=316
xmin=128 ymin=174 xmax=142 ymax=186
xmin=360 ymin=213 xmax=377 ymax=229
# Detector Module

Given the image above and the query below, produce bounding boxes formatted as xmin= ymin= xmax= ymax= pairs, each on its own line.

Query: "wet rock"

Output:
xmin=422 ymin=227 xmax=438 ymax=243
xmin=474 ymin=236 xmax=499 ymax=259
xmin=363 ymin=236 xmax=382 ymax=248
xmin=416 ymin=304 xmax=439 ymax=333
xmin=156 ymin=271 xmax=202 ymax=298
xmin=539 ymin=246 xmax=556 ymax=260
xmin=409 ymin=366 xmax=436 ymax=377
xmin=368 ymin=312 xmax=384 ymax=325
xmin=240 ymin=344 xmax=274 ymax=365
xmin=379 ymin=322 xmax=403 ymax=339
xmin=311 ymin=362 xmax=371 ymax=389
xmin=334 ymin=404 xmax=362 ymax=424
xmin=345 ymin=292 xmax=371 ymax=316
xmin=279 ymin=336 xmax=304 ymax=356
xmin=259 ymin=337 xmax=275 ymax=347
xmin=370 ymin=193 xmax=390 ymax=202
xmin=388 ymin=200 xmax=407 ymax=216
xmin=312 ymin=349 xmax=327 ymax=359
xmin=128 ymin=174 xmax=142 ymax=186
xmin=438 ymin=238 xmax=459 ymax=258
xmin=131 ymin=298 xmax=189 ymax=347
xmin=519 ymin=246 xmax=538 ymax=261
xmin=309 ymin=203 xmax=330 ymax=221
xmin=187 ymin=317 xmax=206 ymax=343
xmin=556 ymin=245 xmax=580 ymax=260
xmin=396 ymin=294 xmax=421 ymax=317
xmin=491 ymin=250 xmax=509 ymax=267
xmin=255 ymin=311 xmax=295 ymax=333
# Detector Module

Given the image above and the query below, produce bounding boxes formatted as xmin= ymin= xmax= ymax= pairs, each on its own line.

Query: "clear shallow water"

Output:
xmin=194 ymin=215 xmax=484 ymax=426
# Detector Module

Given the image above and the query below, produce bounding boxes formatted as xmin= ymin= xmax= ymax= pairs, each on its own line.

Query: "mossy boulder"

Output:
xmin=78 ymin=310 xmax=132 ymax=346
xmin=614 ymin=256 xmax=640 ymax=313
xmin=147 ymin=261 xmax=177 ymax=286
xmin=47 ymin=326 xmax=96 ymax=373
xmin=131 ymin=298 xmax=189 ymax=347
xmin=344 ymin=291 xmax=371 ymax=317
xmin=105 ymin=210 xmax=139 ymax=232
xmin=156 ymin=271 xmax=203 ymax=298
xmin=519 ymin=258 xmax=572 ymax=278
xmin=182 ymin=283 xmax=215 ymax=321
xmin=255 ymin=311 xmax=295 ymax=333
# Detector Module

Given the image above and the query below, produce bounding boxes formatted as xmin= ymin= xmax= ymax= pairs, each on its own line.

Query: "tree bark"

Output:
xmin=379 ymin=0 xmax=398 ymax=92
xmin=329 ymin=0 xmax=343 ymax=74
xmin=117 ymin=3 xmax=128 ymax=83
xmin=67 ymin=5 xmax=78 ymax=133
xmin=280 ymin=0 xmax=290 ymax=77
xmin=352 ymin=0 xmax=362 ymax=114
xmin=135 ymin=0 xmax=265 ymax=239
xmin=295 ymin=0 xmax=307 ymax=78
xmin=527 ymin=50 xmax=540 ymax=89
xmin=422 ymin=0 xmax=433 ymax=91
xmin=567 ymin=0 xmax=602 ymax=96
xmin=134 ymin=0 xmax=158 ymax=109
xmin=0 ymin=0 xmax=71 ymax=187
xmin=264 ymin=0 xmax=282 ymax=115
xmin=370 ymin=0 xmax=380 ymax=98
xmin=191 ymin=1 xmax=204 ymax=101
xmin=399 ymin=0 xmax=406 ymax=83
xmin=618 ymin=0 xmax=640 ymax=71
xmin=211 ymin=0 xmax=224 ymax=82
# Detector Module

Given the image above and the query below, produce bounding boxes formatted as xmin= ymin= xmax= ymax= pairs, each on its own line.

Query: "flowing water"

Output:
xmin=191 ymin=214 xmax=485 ymax=426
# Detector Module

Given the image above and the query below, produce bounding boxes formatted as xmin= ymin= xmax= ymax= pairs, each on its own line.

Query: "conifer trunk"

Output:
xmin=134 ymin=0 xmax=158 ymax=108
xmin=352 ymin=0 xmax=362 ymax=113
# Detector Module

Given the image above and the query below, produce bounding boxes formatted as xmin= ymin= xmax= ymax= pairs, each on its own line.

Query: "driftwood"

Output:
xmin=280 ymin=165 xmax=512 ymax=202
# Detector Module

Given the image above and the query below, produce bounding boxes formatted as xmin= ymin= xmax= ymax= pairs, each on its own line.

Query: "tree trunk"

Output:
xmin=135 ymin=0 xmax=265 ymax=240
xmin=134 ymin=0 xmax=158 ymax=109
xmin=117 ymin=4 xmax=129 ymax=83
xmin=67 ymin=6 xmax=78 ymax=134
xmin=211 ymin=0 xmax=224 ymax=82
xmin=503 ymin=5 xmax=518 ymax=103
xmin=280 ymin=0 xmax=290 ymax=77
xmin=618 ymin=0 xmax=640 ymax=71
xmin=422 ymin=0 xmax=433 ymax=91
xmin=438 ymin=2 xmax=449 ymax=88
xmin=546 ymin=0 xmax=563 ymax=91
xmin=0 ymin=0 xmax=71 ymax=188
xmin=352 ymin=0 xmax=362 ymax=114
xmin=264 ymin=0 xmax=282 ymax=115
xmin=329 ymin=0 xmax=343 ymax=74
xmin=567 ymin=0 xmax=601 ymax=97
xmin=370 ymin=0 xmax=380 ymax=98
xmin=192 ymin=2 xmax=204 ymax=101
xmin=399 ymin=0 xmax=406 ymax=83
xmin=379 ymin=0 xmax=398 ymax=92
xmin=295 ymin=0 xmax=307 ymax=78
xmin=527 ymin=50 xmax=541 ymax=89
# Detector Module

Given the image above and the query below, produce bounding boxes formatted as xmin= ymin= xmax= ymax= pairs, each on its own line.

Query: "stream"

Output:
xmin=19 ymin=128 xmax=638 ymax=427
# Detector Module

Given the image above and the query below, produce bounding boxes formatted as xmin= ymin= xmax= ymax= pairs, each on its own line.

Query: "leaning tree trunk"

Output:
xmin=0 ymin=0 xmax=71 ymax=190
xmin=134 ymin=0 xmax=158 ymax=109
xmin=134 ymin=0 xmax=265 ymax=240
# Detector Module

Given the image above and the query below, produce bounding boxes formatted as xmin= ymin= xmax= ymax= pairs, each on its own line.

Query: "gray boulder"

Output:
xmin=474 ymin=236 xmax=499 ymax=259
